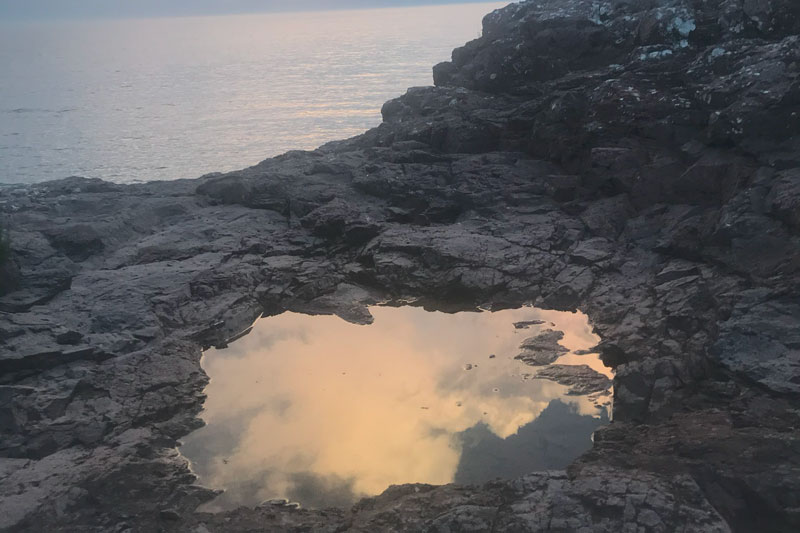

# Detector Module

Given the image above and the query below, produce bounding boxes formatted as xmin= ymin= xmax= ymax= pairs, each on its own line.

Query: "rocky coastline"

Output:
xmin=1 ymin=0 xmax=799 ymax=531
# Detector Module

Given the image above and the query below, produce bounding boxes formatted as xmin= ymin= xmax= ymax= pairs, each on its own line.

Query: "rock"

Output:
xmin=515 ymin=330 xmax=568 ymax=366
xmin=160 ymin=508 xmax=181 ymax=521
xmin=55 ymin=331 xmax=83 ymax=346
xmin=300 ymin=198 xmax=381 ymax=245
xmin=1 ymin=0 xmax=799 ymax=531
xmin=43 ymin=224 xmax=104 ymax=262
xmin=513 ymin=320 xmax=545 ymax=329
xmin=655 ymin=260 xmax=701 ymax=285
xmin=535 ymin=364 xmax=612 ymax=395
xmin=569 ymin=237 xmax=614 ymax=265
xmin=0 ymin=258 xmax=20 ymax=296
xmin=195 ymin=175 xmax=253 ymax=205
xmin=766 ymin=169 xmax=800 ymax=233
xmin=579 ymin=195 xmax=633 ymax=239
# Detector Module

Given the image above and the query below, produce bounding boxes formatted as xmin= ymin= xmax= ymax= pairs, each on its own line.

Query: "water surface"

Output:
xmin=0 ymin=3 xmax=506 ymax=184
xmin=180 ymin=306 xmax=611 ymax=511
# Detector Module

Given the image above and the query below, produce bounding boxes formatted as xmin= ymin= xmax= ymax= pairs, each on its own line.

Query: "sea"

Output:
xmin=0 ymin=2 xmax=507 ymax=185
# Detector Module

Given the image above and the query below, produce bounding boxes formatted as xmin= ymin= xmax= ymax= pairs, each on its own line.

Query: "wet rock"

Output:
xmin=1 ymin=0 xmax=799 ymax=530
xmin=515 ymin=330 xmax=568 ymax=366
xmin=535 ymin=364 xmax=612 ymax=395
xmin=513 ymin=320 xmax=545 ymax=329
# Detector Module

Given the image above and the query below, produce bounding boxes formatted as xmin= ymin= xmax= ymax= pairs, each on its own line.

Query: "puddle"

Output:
xmin=180 ymin=306 xmax=612 ymax=511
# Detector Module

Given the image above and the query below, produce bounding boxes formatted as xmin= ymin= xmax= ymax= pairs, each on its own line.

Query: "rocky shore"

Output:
xmin=1 ymin=0 xmax=799 ymax=531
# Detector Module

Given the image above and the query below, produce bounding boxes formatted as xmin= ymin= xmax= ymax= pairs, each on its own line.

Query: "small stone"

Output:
xmin=513 ymin=320 xmax=545 ymax=329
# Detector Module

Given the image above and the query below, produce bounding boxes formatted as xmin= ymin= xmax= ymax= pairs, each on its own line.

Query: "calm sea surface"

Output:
xmin=0 ymin=3 xmax=506 ymax=184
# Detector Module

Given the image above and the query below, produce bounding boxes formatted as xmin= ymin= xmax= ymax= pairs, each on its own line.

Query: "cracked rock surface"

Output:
xmin=1 ymin=0 xmax=799 ymax=531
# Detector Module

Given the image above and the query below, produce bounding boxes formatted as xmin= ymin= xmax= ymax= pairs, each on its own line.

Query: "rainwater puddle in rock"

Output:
xmin=180 ymin=306 xmax=612 ymax=511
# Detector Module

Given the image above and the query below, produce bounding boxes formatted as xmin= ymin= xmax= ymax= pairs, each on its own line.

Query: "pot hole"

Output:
xmin=179 ymin=305 xmax=613 ymax=512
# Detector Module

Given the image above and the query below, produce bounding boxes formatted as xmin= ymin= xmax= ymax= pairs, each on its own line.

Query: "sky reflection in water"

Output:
xmin=180 ymin=306 xmax=611 ymax=511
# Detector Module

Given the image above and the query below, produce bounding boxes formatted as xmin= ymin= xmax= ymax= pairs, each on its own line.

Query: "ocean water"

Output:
xmin=0 ymin=2 xmax=506 ymax=185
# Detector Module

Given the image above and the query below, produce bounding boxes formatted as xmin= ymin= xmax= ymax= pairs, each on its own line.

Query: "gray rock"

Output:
xmin=160 ymin=509 xmax=182 ymax=521
xmin=535 ymin=364 xmax=612 ymax=395
xmin=513 ymin=320 xmax=545 ymax=329
xmin=0 ymin=0 xmax=799 ymax=531
xmin=515 ymin=330 xmax=568 ymax=366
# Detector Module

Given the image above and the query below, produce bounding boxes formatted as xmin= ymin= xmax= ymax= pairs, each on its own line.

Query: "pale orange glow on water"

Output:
xmin=181 ymin=306 xmax=611 ymax=510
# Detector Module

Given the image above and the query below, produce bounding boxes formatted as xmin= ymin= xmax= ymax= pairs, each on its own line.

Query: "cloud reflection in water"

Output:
xmin=180 ymin=306 xmax=611 ymax=510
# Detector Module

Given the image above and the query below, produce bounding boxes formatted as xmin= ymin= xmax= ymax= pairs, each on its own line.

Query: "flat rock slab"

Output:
xmin=513 ymin=319 xmax=546 ymax=329
xmin=515 ymin=329 xmax=568 ymax=366
xmin=535 ymin=364 xmax=612 ymax=396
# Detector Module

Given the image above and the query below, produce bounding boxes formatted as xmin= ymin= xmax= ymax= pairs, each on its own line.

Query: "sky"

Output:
xmin=0 ymin=0 xmax=499 ymax=20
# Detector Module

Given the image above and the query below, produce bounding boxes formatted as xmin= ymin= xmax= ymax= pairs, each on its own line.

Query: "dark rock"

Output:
xmin=195 ymin=175 xmax=253 ymax=205
xmin=515 ymin=330 xmax=568 ymax=366
xmin=569 ymin=237 xmax=614 ymax=266
xmin=300 ymin=198 xmax=381 ymax=245
xmin=55 ymin=331 xmax=83 ymax=346
xmin=43 ymin=224 xmax=104 ymax=262
xmin=159 ymin=509 xmax=181 ymax=521
xmin=535 ymin=364 xmax=612 ymax=395
xmin=1 ymin=0 xmax=800 ymax=531
xmin=0 ymin=258 xmax=20 ymax=296
xmin=766 ymin=169 xmax=800 ymax=233
xmin=513 ymin=320 xmax=545 ymax=329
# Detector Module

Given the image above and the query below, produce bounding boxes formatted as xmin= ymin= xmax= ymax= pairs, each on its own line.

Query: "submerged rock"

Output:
xmin=513 ymin=319 xmax=546 ymax=329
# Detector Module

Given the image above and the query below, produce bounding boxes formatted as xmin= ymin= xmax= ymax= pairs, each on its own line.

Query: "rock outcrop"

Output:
xmin=1 ymin=0 xmax=799 ymax=531
xmin=515 ymin=329 xmax=569 ymax=366
xmin=535 ymin=364 xmax=612 ymax=395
